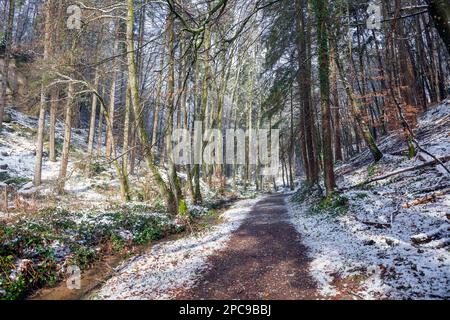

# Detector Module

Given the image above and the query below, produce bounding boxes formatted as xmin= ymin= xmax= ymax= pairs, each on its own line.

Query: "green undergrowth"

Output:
xmin=292 ymin=182 xmax=349 ymax=217
xmin=0 ymin=205 xmax=184 ymax=300
xmin=0 ymin=193 xmax=238 ymax=300
xmin=0 ymin=171 xmax=31 ymax=187
xmin=307 ymin=193 xmax=349 ymax=216
xmin=291 ymin=182 xmax=319 ymax=203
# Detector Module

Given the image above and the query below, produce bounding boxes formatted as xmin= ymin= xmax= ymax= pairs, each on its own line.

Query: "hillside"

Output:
xmin=289 ymin=100 xmax=450 ymax=299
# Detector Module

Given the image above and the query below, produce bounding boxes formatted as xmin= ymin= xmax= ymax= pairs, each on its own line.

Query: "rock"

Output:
xmin=384 ymin=237 xmax=396 ymax=246
xmin=0 ymin=164 xmax=8 ymax=170
xmin=2 ymin=113 xmax=12 ymax=123
xmin=1 ymin=152 xmax=9 ymax=157
xmin=364 ymin=239 xmax=376 ymax=246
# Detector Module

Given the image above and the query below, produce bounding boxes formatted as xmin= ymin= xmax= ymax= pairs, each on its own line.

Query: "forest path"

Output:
xmin=175 ymin=194 xmax=319 ymax=300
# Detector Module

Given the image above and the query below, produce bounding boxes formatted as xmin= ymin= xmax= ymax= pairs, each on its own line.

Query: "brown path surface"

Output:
xmin=176 ymin=195 xmax=318 ymax=300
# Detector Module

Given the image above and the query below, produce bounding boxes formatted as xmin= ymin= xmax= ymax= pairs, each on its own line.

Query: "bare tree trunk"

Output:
xmin=296 ymin=0 xmax=318 ymax=184
xmin=182 ymin=62 xmax=194 ymax=200
xmin=88 ymin=68 xmax=100 ymax=156
xmin=106 ymin=22 xmax=121 ymax=159
xmin=33 ymin=0 xmax=51 ymax=187
xmin=122 ymin=85 xmax=131 ymax=182
xmin=58 ymin=81 xmax=74 ymax=193
xmin=289 ymin=89 xmax=295 ymax=190
xmin=330 ymin=46 xmax=343 ymax=162
xmin=0 ymin=0 xmax=15 ymax=129
xmin=194 ymin=26 xmax=211 ymax=204
xmin=166 ymin=11 xmax=183 ymax=204
xmin=49 ymin=87 xmax=58 ymax=162
xmin=126 ymin=0 xmax=177 ymax=214
xmin=96 ymin=87 xmax=105 ymax=157
xmin=151 ymin=15 xmax=169 ymax=152
xmin=313 ymin=0 xmax=336 ymax=194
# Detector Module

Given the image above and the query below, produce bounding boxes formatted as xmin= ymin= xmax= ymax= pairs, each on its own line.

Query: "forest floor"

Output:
xmin=92 ymin=100 xmax=449 ymax=301
xmin=0 ymin=100 xmax=449 ymax=300
xmin=94 ymin=194 xmax=321 ymax=300
xmin=288 ymin=100 xmax=450 ymax=300
xmin=92 ymin=194 xmax=378 ymax=300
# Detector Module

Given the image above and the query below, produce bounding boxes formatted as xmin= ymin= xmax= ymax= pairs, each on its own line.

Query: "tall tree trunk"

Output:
xmin=0 ymin=0 xmax=15 ymax=128
xmin=166 ymin=11 xmax=183 ymax=204
xmin=49 ymin=87 xmax=58 ymax=162
xmin=330 ymin=45 xmax=343 ymax=162
xmin=105 ymin=22 xmax=121 ymax=159
xmin=96 ymin=87 xmax=105 ymax=157
xmin=33 ymin=0 xmax=51 ymax=186
xmin=122 ymin=85 xmax=131 ymax=183
xmin=182 ymin=58 xmax=194 ymax=200
xmin=126 ymin=0 xmax=177 ymax=214
xmin=88 ymin=67 xmax=100 ymax=156
xmin=313 ymin=0 xmax=336 ymax=194
xmin=194 ymin=26 xmax=211 ymax=204
xmin=87 ymin=28 xmax=103 ymax=157
xmin=289 ymin=89 xmax=295 ymax=190
xmin=58 ymin=81 xmax=74 ymax=193
xmin=296 ymin=0 xmax=318 ymax=184
xmin=151 ymin=15 xmax=169 ymax=152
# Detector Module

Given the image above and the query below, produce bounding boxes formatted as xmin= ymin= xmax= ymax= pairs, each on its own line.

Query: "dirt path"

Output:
xmin=176 ymin=195 xmax=319 ymax=300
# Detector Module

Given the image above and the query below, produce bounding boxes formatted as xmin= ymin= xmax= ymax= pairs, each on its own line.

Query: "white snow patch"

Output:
xmin=287 ymin=197 xmax=450 ymax=299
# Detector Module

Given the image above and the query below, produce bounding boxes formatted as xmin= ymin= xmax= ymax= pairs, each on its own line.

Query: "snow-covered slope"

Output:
xmin=0 ymin=108 xmax=131 ymax=219
xmin=288 ymin=100 xmax=450 ymax=300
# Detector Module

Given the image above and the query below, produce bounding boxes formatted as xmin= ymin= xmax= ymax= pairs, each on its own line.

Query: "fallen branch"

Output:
xmin=402 ymin=189 xmax=449 ymax=209
xmin=346 ymin=156 xmax=450 ymax=189
xmin=411 ymin=224 xmax=449 ymax=245
xmin=358 ymin=219 xmax=391 ymax=229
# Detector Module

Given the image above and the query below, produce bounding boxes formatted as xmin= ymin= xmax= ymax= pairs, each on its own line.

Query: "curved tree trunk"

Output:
xmin=333 ymin=39 xmax=384 ymax=163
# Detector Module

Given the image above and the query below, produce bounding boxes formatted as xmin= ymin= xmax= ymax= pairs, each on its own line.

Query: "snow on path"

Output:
xmin=94 ymin=197 xmax=262 ymax=300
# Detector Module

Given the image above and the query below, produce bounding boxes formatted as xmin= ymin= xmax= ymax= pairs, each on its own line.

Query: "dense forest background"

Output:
xmin=0 ymin=0 xmax=449 ymax=212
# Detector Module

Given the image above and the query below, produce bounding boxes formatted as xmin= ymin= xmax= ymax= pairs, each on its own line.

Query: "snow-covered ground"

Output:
xmin=0 ymin=108 xmax=124 ymax=216
xmin=0 ymin=108 xmax=89 ymax=181
xmin=288 ymin=101 xmax=450 ymax=300
xmin=0 ymin=108 xmax=216 ymax=218
xmin=93 ymin=197 xmax=261 ymax=300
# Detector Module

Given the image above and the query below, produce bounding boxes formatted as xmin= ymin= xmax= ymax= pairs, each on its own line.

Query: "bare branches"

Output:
xmin=167 ymin=0 xmax=229 ymax=34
